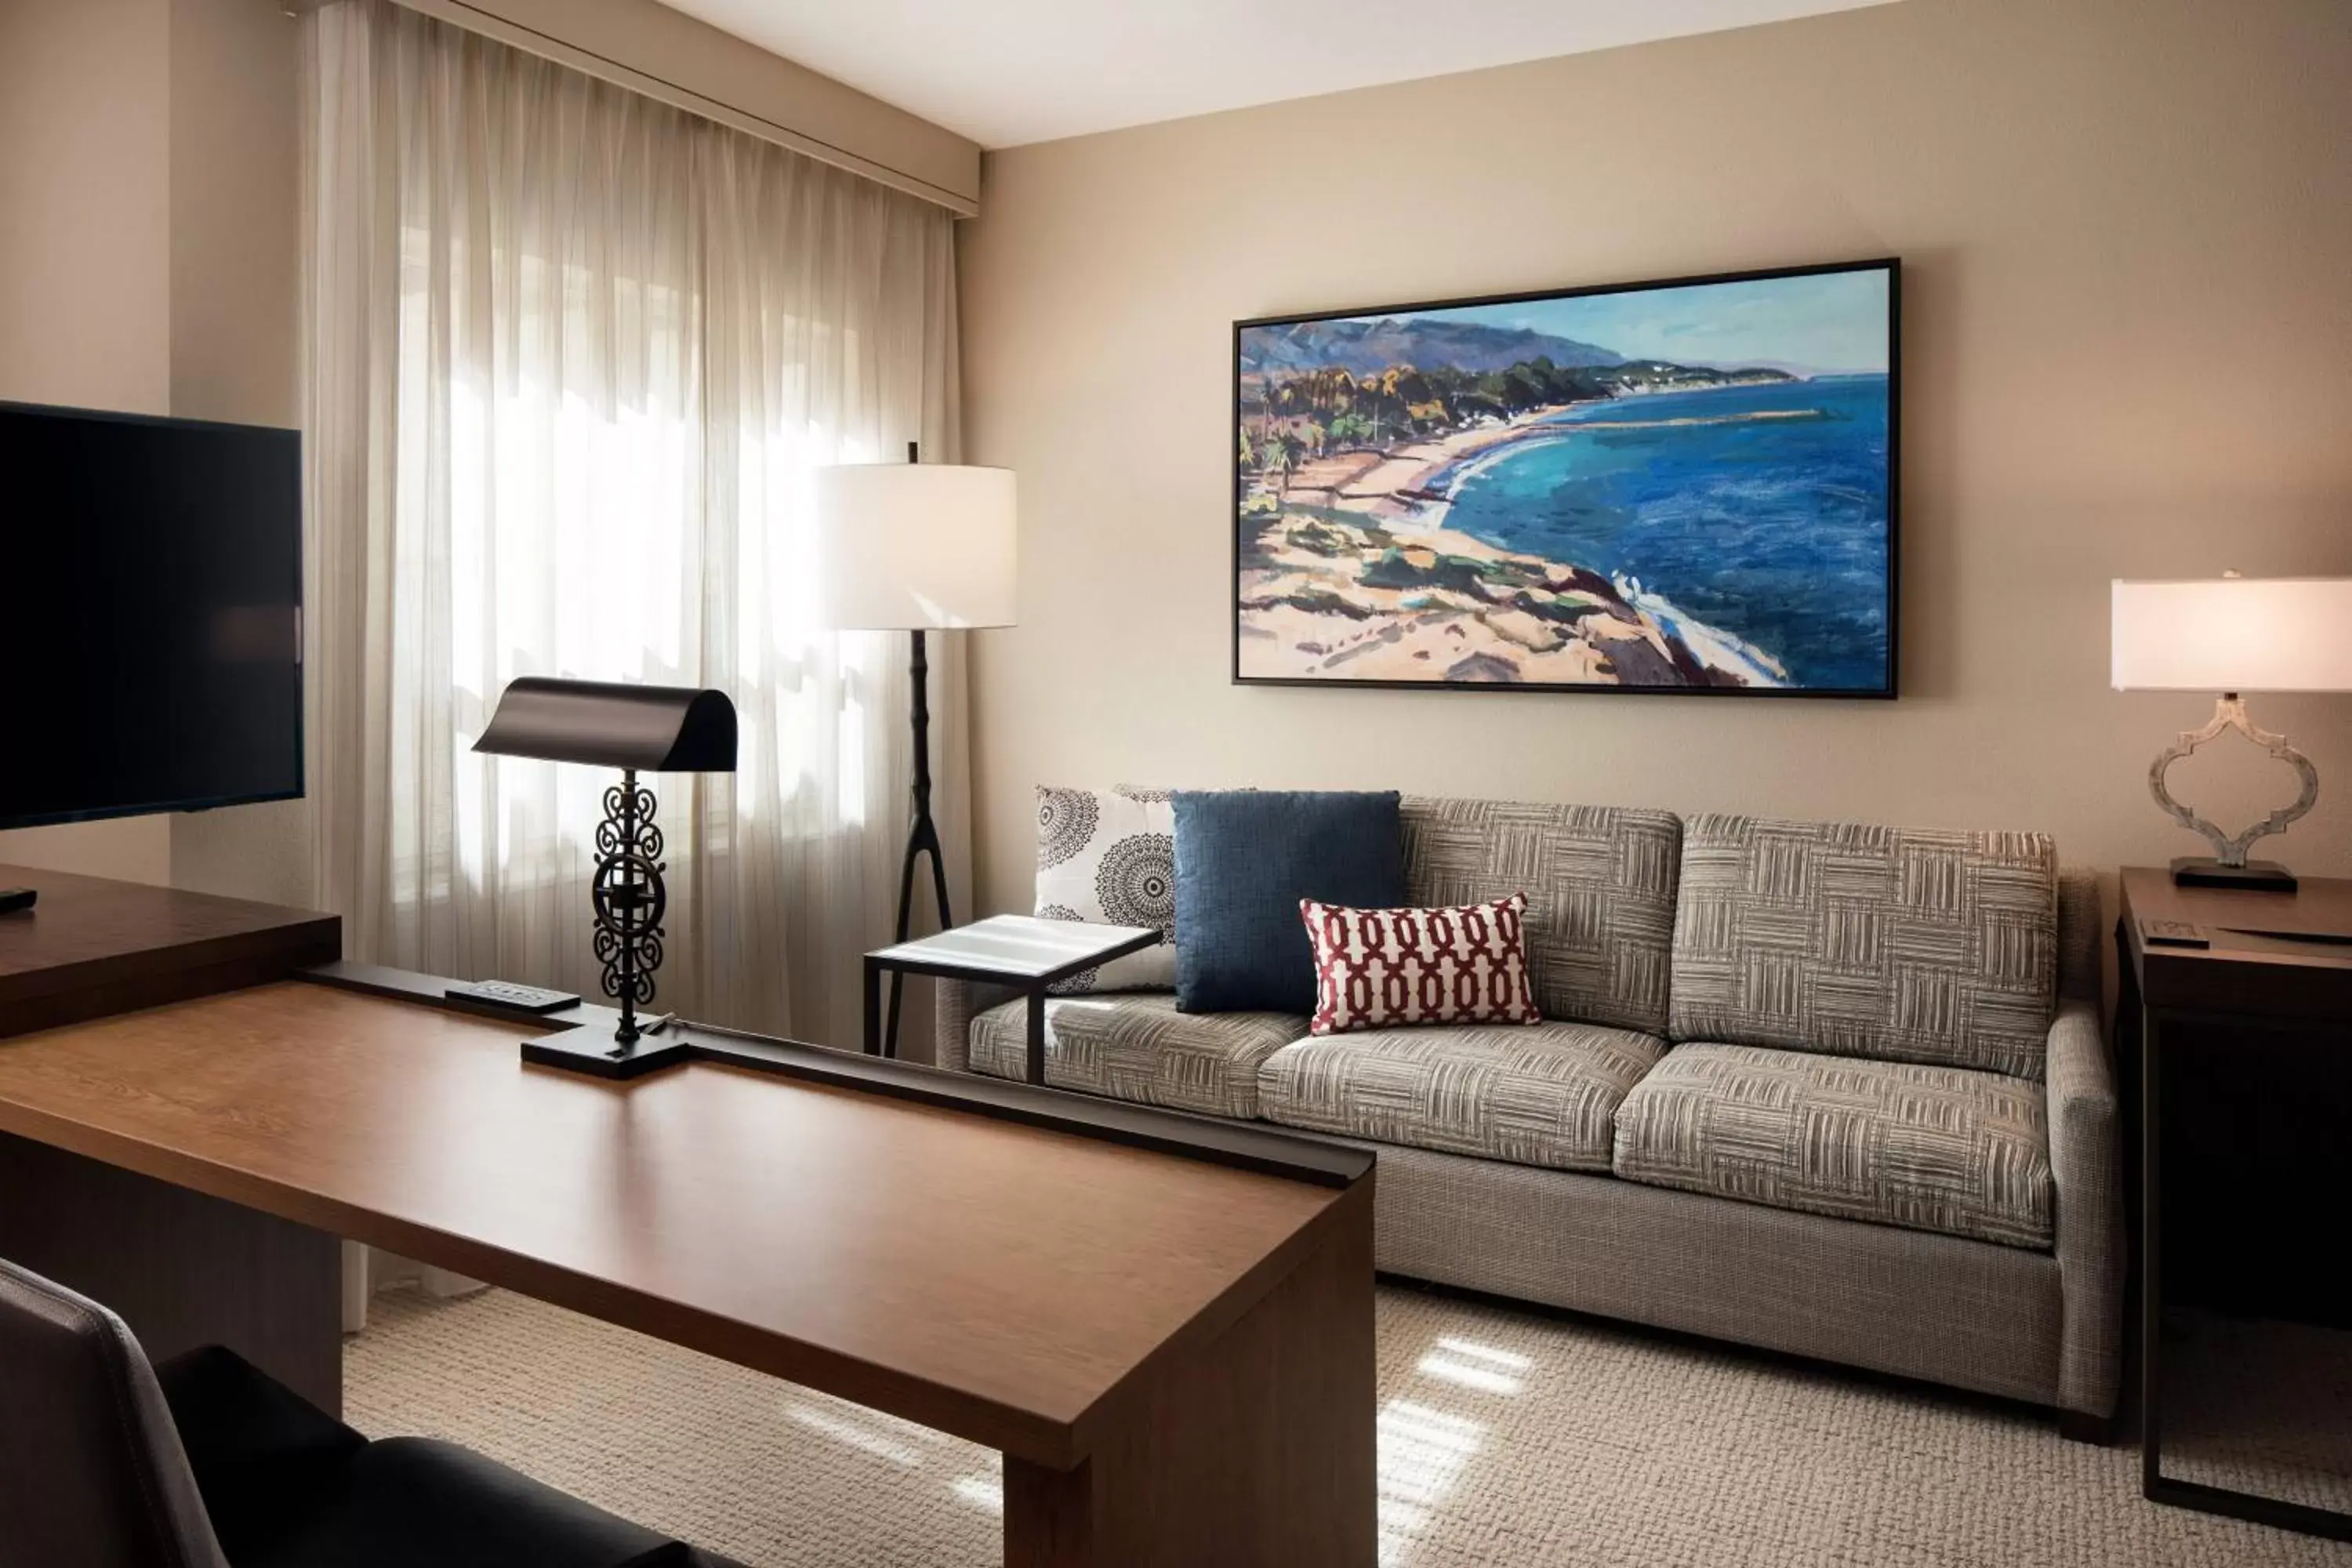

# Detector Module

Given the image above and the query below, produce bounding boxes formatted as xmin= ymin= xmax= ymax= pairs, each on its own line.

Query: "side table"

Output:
xmin=2118 ymin=866 xmax=2352 ymax=1542
xmin=865 ymin=915 xmax=1160 ymax=1084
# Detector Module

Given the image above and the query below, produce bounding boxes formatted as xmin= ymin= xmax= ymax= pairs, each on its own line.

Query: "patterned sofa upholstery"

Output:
xmin=938 ymin=796 xmax=2121 ymax=1430
xmin=1257 ymin=1019 xmax=1664 ymax=1172
xmin=967 ymin=993 xmax=1302 ymax=1120
xmin=1610 ymin=1044 xmax=2055 ymax=1248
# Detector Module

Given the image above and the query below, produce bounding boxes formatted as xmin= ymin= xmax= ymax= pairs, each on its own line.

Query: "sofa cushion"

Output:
xmin=1257 ymin=1020 xmax=1665 ymax=1172
xmin=1173 ymin=790 xmax=1406 ymax=1014
xmin=1611 ymin=1042 xmax=2054 ymax=1249
xmin=1033 ymin=785 xmax=1177 ymax=992
xmin=1668 ymin=814 xmax=2058 ymax=1079
xmin=1301 ymin=894 xmax=1541 ymax=1035
xmin=969 ymin=993 xmax=1305 ymax=1119
xmin=1400 ymin=797 xmax=1682 ymax=1036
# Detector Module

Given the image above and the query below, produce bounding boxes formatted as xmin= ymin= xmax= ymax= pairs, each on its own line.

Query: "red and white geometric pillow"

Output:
xmin=1298 ymin=893 xmax=1542 ymax=1036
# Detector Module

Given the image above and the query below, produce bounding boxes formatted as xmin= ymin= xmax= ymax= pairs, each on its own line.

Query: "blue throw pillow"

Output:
xmin=1172 ymin=790 xmax=1406 ymax=1014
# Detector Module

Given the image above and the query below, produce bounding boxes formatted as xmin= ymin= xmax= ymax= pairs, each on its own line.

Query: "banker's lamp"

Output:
xmin=811 ymin=445 xmax=1017 ymax=1056
xmin=474 ymin=677 xmax=738 ymax=1066
xmin=2111 ymin=575 xmax=2352 ymax=891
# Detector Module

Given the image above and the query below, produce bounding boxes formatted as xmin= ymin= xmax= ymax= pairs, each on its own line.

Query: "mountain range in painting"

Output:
xmin=1241 ymin=317 xmax=1625 ymax=378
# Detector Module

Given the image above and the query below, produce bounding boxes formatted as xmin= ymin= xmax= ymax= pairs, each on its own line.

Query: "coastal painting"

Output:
xmin=1233 ymin=260 xmax=1897 ymax=695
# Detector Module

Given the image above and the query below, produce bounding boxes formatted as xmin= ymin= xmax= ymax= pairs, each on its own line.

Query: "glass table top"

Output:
xmin=869 ymin=913 xmax=1161 ymax=979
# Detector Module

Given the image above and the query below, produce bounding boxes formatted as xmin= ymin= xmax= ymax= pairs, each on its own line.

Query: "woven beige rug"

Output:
xmin=346 ymin=1283 xmax=2351 ymax=1567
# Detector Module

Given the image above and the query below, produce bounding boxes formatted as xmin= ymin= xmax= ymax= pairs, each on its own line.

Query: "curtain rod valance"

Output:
xmin=310 ymin=0 xmax=981 ymax=216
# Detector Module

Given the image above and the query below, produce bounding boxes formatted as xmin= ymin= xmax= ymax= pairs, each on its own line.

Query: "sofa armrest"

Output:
xmin=2046 ymin=997 xmax=2124 ymax=1417
xmin=933 ymin=977 xmax=1022 ymax=1074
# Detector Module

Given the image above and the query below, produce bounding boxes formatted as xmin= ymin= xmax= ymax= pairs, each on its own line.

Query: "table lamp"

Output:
xmin=812 ymin=445 xmax=1016 ymax=1056
xmin=474 ymin=677 xmax=737 ymax=1069
xmin=2111 ymin=575 xmax=2352 ymax=891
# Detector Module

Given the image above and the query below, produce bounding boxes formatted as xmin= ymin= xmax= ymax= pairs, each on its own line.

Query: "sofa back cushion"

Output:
xmin=1033 ymin=786 xmax=1177 ymax=992
xmin=1668 ymin=814 xmax=2058 ymax=1079
xmin=1174 ymin=790 xmax=1407 ymax=1014
xmin=1401 ymin=797 xmax=1682 ymax=1036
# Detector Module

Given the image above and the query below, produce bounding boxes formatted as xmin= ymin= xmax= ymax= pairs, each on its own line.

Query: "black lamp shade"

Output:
xmin=474 ymin=678 xmax=738 ymax=773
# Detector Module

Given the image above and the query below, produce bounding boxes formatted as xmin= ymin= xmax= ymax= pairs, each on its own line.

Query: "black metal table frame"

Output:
xmin=2125 ymin=949 xmax=2352 ymax=1544
xmin=862 ymin=927 xmax=1163 ymax=1085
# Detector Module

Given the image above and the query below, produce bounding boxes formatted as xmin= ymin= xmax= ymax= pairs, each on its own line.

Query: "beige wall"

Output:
xmin=165 ymin=0 xmax=312 ymax=906
xmin=0 ymin=0 xmax=176 ymax=883
xmin=0 ymin=0 xmax=307 ymax=898
xmin=956 ymin=0 xmax=2352 ymax=917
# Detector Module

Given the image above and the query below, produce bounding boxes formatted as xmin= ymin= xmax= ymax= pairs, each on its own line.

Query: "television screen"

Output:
xmin=0 ymin=402 xmax=303 ymax=831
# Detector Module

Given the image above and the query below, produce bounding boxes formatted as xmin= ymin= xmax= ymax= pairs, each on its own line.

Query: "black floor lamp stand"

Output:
xmin=884 ymin=626 xmax=953 ymax=1059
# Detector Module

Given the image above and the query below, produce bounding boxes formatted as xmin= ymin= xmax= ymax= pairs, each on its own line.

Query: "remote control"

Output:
xmin=0 ymin=887 xmax=36 ymax=916
xmin=2140 ymin=919 xmax=2209 ymax=949
xmin=446 ymin=978 xmax=582 ymax=1014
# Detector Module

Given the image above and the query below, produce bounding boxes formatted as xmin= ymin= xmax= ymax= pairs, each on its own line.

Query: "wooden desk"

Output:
xmin=2118 ymin=866 xmax=2352 ymax=1543
xmin=0 ymin=975 xmax=1377 ymax=1565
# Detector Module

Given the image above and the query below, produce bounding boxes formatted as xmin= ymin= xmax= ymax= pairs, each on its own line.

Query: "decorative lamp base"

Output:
xmin=520 ymin=1028 xmax=695 ymax=1080
xmin=2148 ymin=695 xmax=2319 ymax=895
xmin=2170 ymin=856 xmax=2299 ymax=893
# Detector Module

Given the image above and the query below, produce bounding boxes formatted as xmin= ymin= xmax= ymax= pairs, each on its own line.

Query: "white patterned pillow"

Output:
xmin=1035 ymin=785 xmax=1177 ymax=993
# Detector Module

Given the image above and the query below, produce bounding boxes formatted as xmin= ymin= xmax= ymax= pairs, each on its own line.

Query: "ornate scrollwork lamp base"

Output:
xmin=593 ymin=768 xmax=668 ymax=1044
xmin=2150 ymin=694 xmax=2319 ymax=892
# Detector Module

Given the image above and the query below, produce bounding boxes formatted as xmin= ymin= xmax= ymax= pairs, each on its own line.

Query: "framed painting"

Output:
xmin=1232 ymin=258 xmax=1898 ymax=697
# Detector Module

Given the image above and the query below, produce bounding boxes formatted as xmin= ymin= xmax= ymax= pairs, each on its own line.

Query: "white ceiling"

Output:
xmin=653 ymin=0 xmax=1904 ymax=150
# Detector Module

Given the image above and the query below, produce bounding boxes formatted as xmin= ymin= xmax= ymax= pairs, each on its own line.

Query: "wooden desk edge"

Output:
xmin=305 ymin=962 xmax=1374 ymax=1192
xmin=0 ymin=917 xmax=341 ymax=1036
xmin=1068 ymin=1174 xmax=1375 ymax=1460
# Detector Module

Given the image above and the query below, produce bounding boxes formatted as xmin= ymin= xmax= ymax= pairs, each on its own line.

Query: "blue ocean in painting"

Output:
xmin=1439 ymin=375 xmax=1891 ymax=690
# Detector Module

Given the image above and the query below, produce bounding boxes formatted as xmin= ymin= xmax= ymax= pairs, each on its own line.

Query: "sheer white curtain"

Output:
xmin=300 ymin=0 xmax=965 ymax=1049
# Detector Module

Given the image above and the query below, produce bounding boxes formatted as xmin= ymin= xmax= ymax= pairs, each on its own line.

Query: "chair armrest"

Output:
xmin=2045 ymin=997 xmax=2124 ymax=1417
xmin=154 ymin=1344 xmax=365 ymax=1555
xmin=933 ymin=977 xmax=1022 ymax=1073
xmin=325 ymin=1437 xmax=688 ymax=1567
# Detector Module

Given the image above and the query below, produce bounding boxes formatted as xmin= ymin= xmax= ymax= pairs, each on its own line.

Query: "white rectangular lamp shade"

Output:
xmin=2111 ymin=577 xmax=2352 ymax=692
xmin=811 ymin=463 xmax=1017 ymax=630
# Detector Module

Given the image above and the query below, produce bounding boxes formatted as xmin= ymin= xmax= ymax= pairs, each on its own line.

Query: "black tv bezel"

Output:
xmin=0 ymin=400 xmax=306 ymax=833
xmin=1230 ymin=256 xmax=1901 ymax=701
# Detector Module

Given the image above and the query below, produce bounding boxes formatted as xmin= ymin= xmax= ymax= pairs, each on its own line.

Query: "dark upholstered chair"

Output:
xmin=0 ymin=1257 xmax=715 ymax=1568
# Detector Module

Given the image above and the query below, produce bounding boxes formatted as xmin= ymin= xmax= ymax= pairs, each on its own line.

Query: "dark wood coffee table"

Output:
xmin=865 ymin=914 xmax=1160 ymax=1083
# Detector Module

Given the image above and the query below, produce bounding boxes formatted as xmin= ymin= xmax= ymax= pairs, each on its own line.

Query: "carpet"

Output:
xmin=345 ymin=1283 xmax=2352 ymax=1567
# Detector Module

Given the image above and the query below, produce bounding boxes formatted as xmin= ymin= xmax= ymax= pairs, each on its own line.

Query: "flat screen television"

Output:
xmin=0 ymin=402 xmax=303 ymax=831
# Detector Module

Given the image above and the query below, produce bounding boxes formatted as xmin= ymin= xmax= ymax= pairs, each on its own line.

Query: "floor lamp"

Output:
xmin=813 ymin=445 xmax=1018 ymax=1057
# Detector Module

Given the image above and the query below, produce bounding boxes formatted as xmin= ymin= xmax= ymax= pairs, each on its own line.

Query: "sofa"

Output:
xmin=937 ymin=797 xmax=2121 ymax=1435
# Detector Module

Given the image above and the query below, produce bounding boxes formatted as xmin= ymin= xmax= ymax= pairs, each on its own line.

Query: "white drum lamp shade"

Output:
xmin=811 ymin=463 xmax=1017 ymax=631
xmin=2111 ymin=577 xmax=2352 ymax=692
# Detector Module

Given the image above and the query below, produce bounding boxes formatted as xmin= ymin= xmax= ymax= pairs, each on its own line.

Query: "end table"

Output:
xmin=864 ymin=915 xmax=1161 ymax=1084
xmin=2119 ymin=865 xmax=2352 ymax=1542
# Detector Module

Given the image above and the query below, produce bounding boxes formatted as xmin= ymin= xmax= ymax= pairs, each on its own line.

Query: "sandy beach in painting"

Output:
xmin=1286 ymin=401 xmax=1828 ymax=528
xmin=1240 ymin=398 xmax=1798 ymax=688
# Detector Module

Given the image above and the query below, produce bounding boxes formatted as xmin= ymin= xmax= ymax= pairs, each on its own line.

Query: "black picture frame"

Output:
xmin=1231 ymin=257 xmax=1900 ymax=699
